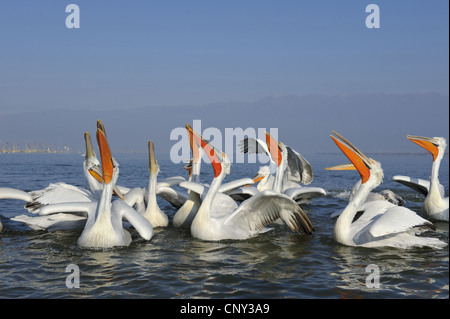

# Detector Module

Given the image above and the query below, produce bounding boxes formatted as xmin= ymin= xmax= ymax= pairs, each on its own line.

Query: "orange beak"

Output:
xmin=407 ymin=135 xmax=439 ymax=162
xmin=88 ymin=166 xmax=103 ymax=183
xmin=265 ymin=132 xmax=282 ymax=166
xmin=186 ymin=123 xmax=222 ymax=178
xmin=330 ymin=131 xmax=371 ymax=184
xmin=96 ymin=121 xmax=114 ymax=185
xmin=186 ymin=124 xmax=200 ymax=164
xmin=243 ymin=173 xmax=265 ymax=187
xmin=325 ymin=163 xmax=357 ymax=171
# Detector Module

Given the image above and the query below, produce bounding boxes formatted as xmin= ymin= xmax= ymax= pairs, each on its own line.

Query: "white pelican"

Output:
xmin=24 ymin=131 xmax=125 ymax=214
xmin=238 ymin=134 xmax=326 ymax=203
xmin=37 ymin=120 xmax=153 ymax=248
xmin=12 ymin=129 xmax=126 ymax=231
xmin=123 ymin=141 xmax=169 ymax=228
xmin=173 ymin=124 xmax=256 ymax=229
xmin=183 ymin=125 xmax=314 ymax=241
xmin=330 ymin=131 xmax=446 ymax=249
xmin=393 ymin=135 xmax=448 ymax=221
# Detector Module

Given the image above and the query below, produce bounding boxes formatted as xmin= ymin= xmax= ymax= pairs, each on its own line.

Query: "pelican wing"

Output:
xmin=179 ymin=181 xmax=208 ymax=197
xmin=363 ymin=204 xmax=435 ymax=238
xmin=226 ymin=186 xmax=260 ymax=202
xmin=12 ymin=213 xmax=86 ymax=231
xmin=157 ymin=176 xmax=186 ymax=188
xmin=0 ymin=187 xmax=32 ymax=202
xmin=219 ymin=178 xmax=255 ymax=193
xmin=38 ymin=202 xmax=96 ymax=216
xmin=111 ymin=200 xmax=153 ymax=240
xmin=123 ymin=187 xmax=146 ymax=214
xmin=25 ymin=183 xmax=94 ymax=213
xmin=223 ymin=190 xmax=314 ymax=235
xmin=392 ymin=175 xmax=430 ymax=197
xmin=285 ymin=147 xmax=314 ymax=185
xmin=284 ymin=186 xmax=326 ymax=203
xmin=239 ymin=138 xmax=279 ymax=171
xmin=239 ymin=137 xmax=270 ymax=155
xmin=156 ymin=186 xmax=188 ymax=209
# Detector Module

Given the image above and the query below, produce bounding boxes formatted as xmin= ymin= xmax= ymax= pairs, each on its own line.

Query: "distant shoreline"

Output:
xmin=1 ymin=150 xmax=448 ymax=158
xmin=0 ymin=150 xmax=70 ymax=154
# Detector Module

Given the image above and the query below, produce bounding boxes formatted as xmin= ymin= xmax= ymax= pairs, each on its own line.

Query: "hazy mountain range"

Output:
xmin=0 ymin=92 xmax=448 ymax=158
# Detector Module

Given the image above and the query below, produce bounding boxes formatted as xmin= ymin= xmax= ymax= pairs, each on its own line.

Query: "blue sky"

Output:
xmin=0 ymin=1 xmax=448 ymax=115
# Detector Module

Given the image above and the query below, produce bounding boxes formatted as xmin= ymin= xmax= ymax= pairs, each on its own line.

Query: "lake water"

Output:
xmin=0 ymin=152 xmax=448 ymax=300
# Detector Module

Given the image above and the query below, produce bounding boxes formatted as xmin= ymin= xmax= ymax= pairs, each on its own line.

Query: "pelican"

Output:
xmin=36 ymin=120 xmax=153 ymax=248
xmin=173 ymin=124 xmax=256 ymax=229
xmin=24 ymin=131 xmax=125 ymax=214
xmin=0 ymin=187 xmax=33 ymax=232
xmin=182 ymin=124 xmax=314 ymax=241
xmin=393 ymin=135 xmax=448 ymax=222
xmin=12 ymin=129 xmax=126 ymax=231
xmin=330 ymin=131 xmax=446 ymax=249
xmin=238 ymin=134 xmax=326 ymax=203
xmin=123 ymin=141 xmax=169 ymax=228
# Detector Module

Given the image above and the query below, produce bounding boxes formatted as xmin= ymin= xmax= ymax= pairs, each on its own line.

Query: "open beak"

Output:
xmin=96 ymin=120 xmax=114 ymax=185
xmin=88 ymin=166 xmax=103 ymax=184
xmin=85 ymin=131 xmax=104 ymax=183
xmin=186 ymin=124 xmax=200 ymax=164
xmin=84 ymin=131 xmax=96 ymax=160
xmin=252 ymin=172 xmax=266 ymax=183
xmin=330 ymin=131 xmax=371 ymax=184
xmin=325 ymin=163 xmax=357 ymax=171
xmin=148 ymin=140 xmax=159 ymax=176
xmin=186 ymin=123 xmax=223 ymax=178
xmin=407 ymin=135 xmax=439 ymax=162
xmin=265 ymin=132 xmax=282 ymax=166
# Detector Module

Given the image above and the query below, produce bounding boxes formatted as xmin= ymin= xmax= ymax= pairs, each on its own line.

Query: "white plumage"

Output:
xmin=330 ymin=131 xmax=446 ymax=249
xmin=185 ymin=124 xmax=314 ymax=241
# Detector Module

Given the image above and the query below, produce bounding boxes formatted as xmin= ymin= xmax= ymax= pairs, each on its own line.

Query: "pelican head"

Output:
xmin=407 ymin=135 xmax=447 ymax=162
xmin=252 ymin=166 xmax=271 ymax=183
xmin=330 ymin=131 xmax=383 ymax=187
